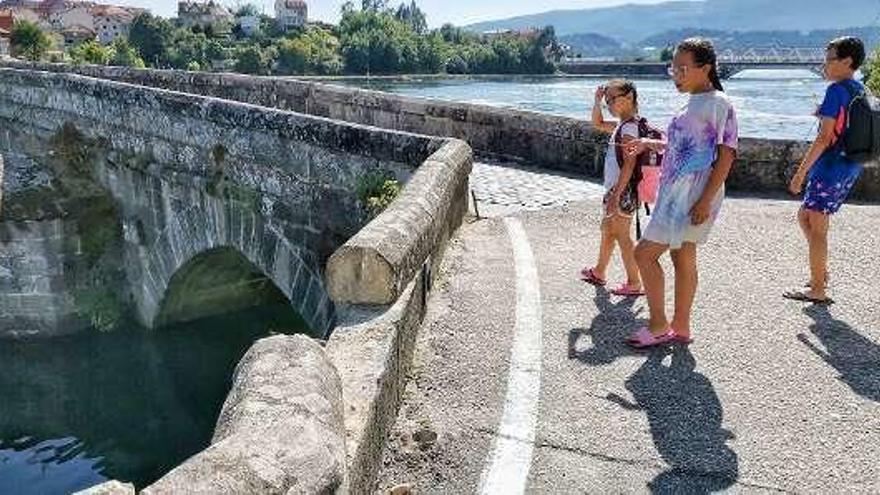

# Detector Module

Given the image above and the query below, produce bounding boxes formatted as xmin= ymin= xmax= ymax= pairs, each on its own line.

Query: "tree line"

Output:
xmin=8 ymin=0 xmax=563 ymax=76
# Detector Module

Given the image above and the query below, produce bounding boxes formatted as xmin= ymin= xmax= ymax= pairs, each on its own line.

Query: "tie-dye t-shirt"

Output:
xmin=642 ymin=91 xmax=738 ymax=249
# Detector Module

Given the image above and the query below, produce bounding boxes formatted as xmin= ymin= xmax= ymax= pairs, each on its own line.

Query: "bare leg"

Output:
xmin=799 ymin=208 xmax=827 ymax=287
xmin=806 ymin=210 xmax=830 ymax=300
xmin=635 ymin=239 xmax=669 ymax=334
xmin=669 ymin=243 xmax=699 ymax=337
xmin=594 ymin=216 xmax=616 ymax=280
xmin=613 ymin=216 xmax=641 ymax=287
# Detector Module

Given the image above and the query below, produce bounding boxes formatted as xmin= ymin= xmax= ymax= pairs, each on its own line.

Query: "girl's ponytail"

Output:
xmin=678 ymin=37 xmax=724 ymax=92
xmin=708 ymin=64 xmax=724 ymax=92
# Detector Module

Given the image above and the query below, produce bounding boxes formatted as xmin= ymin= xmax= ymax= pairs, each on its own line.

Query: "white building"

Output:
xmin=0 ymin=28 xmax=9 ymax=57
xmin=238 ymin=14 xmax=258 ymax=36
xmin=274 ymin=0 xmax=305 ymax=31
xmin=178 ymin=0 xmax=233 ymax=32
xmin=91 ymin=4 xmax=139 ymax=44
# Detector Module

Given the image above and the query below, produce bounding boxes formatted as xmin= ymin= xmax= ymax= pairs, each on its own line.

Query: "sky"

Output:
xmin=119 ymin=0 xmax=688 ymax=27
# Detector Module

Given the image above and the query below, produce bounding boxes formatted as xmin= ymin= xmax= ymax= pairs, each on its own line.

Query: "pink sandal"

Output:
xmin=610 ymin=282 xmax=645 ymax=297
xmin=626 ymin=327 xmax=676 ymax=348
xmin=671 ymin=328 xmax=693 ymax=344
xmin=580 ymin=267 xmax=607 ymax=286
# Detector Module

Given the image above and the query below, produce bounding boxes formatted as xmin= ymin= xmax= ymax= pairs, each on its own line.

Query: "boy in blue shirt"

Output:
xmin=785 ymin=36 xmax=866 ymax=304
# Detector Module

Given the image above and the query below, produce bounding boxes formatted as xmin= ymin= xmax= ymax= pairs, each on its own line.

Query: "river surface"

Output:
xmin=336 ymin=70 xmax=835 ymax=141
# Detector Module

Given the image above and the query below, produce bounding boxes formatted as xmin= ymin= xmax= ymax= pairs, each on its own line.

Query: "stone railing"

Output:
xmin=2 ymin=60 xmax=876 ymax=200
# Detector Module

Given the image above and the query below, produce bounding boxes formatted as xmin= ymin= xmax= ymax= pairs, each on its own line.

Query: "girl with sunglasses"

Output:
xmin=623 ymin=38 xmax=739 ymax=348
xmin=581 ymin=79 xmax=644 ymax=297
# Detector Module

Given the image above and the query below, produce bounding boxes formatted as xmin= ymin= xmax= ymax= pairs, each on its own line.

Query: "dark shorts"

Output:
xmin=603 ymin=184 xmax=639 ymax=217
xmin=803 ymin=158 xmax=862 ymax=215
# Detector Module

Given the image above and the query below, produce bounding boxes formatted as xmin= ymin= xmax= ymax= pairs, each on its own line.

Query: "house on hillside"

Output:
xmin=0 ymin=27 xmax=9 ymax=57
xmin=238 ymin=13 xmax=259 ymax=36
xmin=60 ymin=23 xmax=93 ymax=46
xmin=92 ymin=4 xmax=140 ymax=44
xmin=178 ymin=0 xmax=233 ymax=34
xmin=275 ymin=0 xmax=306 ymax=31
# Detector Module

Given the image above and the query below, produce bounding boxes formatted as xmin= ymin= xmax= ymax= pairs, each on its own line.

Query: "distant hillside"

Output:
xmin=558 ymin=33 xmax=625 ymax=58
xmin=465 ymin=0 xmax=880 ymax=43
xmin=640 ymin=26 xmax=880 ymax=51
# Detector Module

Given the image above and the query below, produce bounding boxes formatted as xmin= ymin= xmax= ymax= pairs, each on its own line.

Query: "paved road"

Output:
xmin=377 ymin=163 xmax=880 ymax=494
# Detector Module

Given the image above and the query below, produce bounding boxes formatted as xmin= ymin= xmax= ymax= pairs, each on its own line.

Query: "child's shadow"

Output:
xmin=567 ymin=287 xmax=643 ymax=365
xmin=798 ymin=305 xmax=880 ymax=403
xmin=608 ymin=346 xmax=739 ymax=494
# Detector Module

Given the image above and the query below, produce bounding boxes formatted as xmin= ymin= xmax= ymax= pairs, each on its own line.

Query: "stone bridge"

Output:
xmin=0 ymin=67 xmax=456 ymax=337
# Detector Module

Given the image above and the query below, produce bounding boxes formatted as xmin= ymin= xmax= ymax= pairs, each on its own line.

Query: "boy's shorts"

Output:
xmin=603 ymin=184 xmax=638 ymax=218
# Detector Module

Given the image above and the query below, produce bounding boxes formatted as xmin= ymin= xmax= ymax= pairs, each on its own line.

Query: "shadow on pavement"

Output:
xmin=799 ymin=305 xmax=880 ymax=403
xmin=610 ymin=346 xmax=739 ymax=494
xmin=567 ymin=286 xmax=643 ymax=365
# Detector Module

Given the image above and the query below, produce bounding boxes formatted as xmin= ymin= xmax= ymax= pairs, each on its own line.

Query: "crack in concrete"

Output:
xmin=472 ymin=425 xmax=793 ymax=494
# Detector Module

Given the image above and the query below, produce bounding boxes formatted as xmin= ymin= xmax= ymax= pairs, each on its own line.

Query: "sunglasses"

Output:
xmin=604 ymin=91 xmax=630 ymax=105
xmin=666 ymin=63 xmax=706 ymax=78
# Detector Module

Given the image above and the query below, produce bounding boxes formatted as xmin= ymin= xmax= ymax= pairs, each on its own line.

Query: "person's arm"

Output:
xmin=690 ymin=145 xmax=736 ymax=225
xmin=624 ymin=137 xmax=667 ymax=157
xmin=788 ymin=117 xmax=836 ymax=195
xmin=591 ymin=86 xmax=617 ymax=134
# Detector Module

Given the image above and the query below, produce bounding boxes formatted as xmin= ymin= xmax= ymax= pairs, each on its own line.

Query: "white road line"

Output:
xmin=479 ymin=217 xmax=544 ymax=495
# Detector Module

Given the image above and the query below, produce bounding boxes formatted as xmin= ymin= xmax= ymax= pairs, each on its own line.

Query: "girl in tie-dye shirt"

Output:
xmin=623 ymin=38 xmax=739 ymax=348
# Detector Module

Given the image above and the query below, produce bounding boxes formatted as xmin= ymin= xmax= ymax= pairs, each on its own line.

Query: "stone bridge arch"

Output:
xmin=134 ymin=196 xmax=334 ymax=337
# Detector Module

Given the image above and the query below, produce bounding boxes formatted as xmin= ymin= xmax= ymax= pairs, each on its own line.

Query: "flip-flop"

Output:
xmin=580 ymin=267 xmax=607 ymax=286
xmin=626 ymin=327 xmax=676 ymax=348
xmin=670 ymin=328 xmax=693 ymax=344
xmin=782 ymin=290 xmax=834 ymax=305
xmin=610 ymin=282 xmax=645 ymax=297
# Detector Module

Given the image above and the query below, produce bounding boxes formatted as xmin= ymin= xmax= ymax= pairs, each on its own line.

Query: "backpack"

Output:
xmin=837 ymin=81 xmax=880 ymax=164
xmin=614 ymin=117 xmax=664 ymax=239
xmin=614 ymin=117 xmax=664 ymax=204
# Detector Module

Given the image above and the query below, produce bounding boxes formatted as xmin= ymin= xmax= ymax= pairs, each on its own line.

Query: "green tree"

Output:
xmin=109 ymin=38 xmax=146 ymax=67
xmin=339 ymin=8 xmax=418 ymax=74
xmin=234 ymin=45 xmax=269 ymax=74
xmin=10 ymin=20 xmax=51 ymax=61
xmin=166 ymin=29 xmax=208 ymax=69
xmin=394 ymin=1 xmax=426 ymax=35
xmin=129 ymin=13 xmax=172 ymax=66
xmin=276 ymin=37 xmax=310 ymax=74
xmin=70 ymin=40 xmax=113 ymax=65
xmin=659 ymin=45 xmax=674 ymax=62
xmin=361 ymin=0 xmax=388 ymax=12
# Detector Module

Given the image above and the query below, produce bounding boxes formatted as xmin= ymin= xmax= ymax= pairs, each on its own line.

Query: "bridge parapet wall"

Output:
xmin=12 ymin=61 xmax=872 ymax=201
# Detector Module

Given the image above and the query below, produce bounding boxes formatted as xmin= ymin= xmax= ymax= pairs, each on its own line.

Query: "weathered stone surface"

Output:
xmin=73 ymin=481 xmax=136 ymax=495
xmin=143 ymin=334 xmax=346 ymax=495
xmin=326 ymin=273 xmax=428 ymax=495
xmin=326 ymin=139 xmax=472 ymax=305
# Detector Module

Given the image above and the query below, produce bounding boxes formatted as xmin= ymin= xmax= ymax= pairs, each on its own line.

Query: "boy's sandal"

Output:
xmin=580 ymin=267 xmax=607 ymax=286
xmin=782 ymin=290 xmax=834 ymax=305
xmin=610 ymin=282 xmax=645 ymax=297
xmin=626 ymin=327 xmax=676 ymax=348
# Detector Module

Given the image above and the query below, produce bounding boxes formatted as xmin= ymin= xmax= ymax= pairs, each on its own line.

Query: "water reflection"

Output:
xmin=0 ymin=303 xmax=306 ymax=493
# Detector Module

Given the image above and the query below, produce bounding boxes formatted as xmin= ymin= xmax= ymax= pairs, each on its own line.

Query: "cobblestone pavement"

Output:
xmin=471 ymin=160 xmax=605 ymax=217
xmin=378 ymin=163 xmax=880 ymax=494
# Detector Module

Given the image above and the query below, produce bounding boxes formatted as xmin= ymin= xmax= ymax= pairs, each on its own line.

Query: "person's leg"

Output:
xmin=669 ymin=243 xmax=698 ymax=337
xmin=593 ymin=216 xmax=616 ymax=280
xmin=798 ymin=207 xmax=827 ymax=287
xmin=806 ymin=210 xmax=830 ymax=300
xmin=635 ymin=239 xmax=669 ymax=334
xmin=613 ymin=215 xmax=641 ymax=287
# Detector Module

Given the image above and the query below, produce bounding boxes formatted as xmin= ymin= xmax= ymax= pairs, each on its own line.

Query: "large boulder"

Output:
xmin=143 ymin=334 xmax=346 ymax=494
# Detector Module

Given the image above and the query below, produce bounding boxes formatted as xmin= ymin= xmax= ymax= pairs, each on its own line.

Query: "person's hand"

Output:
xmin=594 ymin=86 xmax=606 ymax=104
xmin=605 ymin=192 xmax=620 ymax=216
xmin=625 ymin=138 xmax=648 ymax=157
xmin=789 ymin=169 xmax=806 ymax=196
xmin=689 ymin=198 xmax=712 ymax=225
